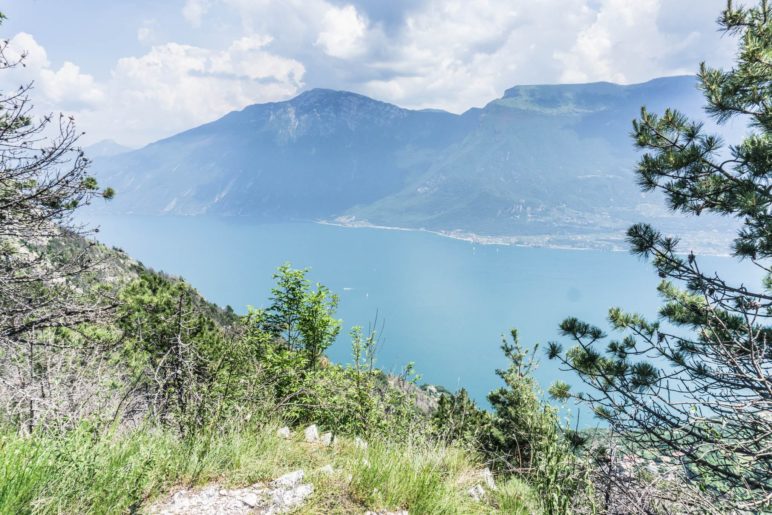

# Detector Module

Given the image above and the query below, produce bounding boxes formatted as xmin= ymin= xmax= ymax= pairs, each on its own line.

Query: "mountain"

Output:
xmin=93 ymin=89 xmax=477 ymax=219
xmin=347 ymin=77 xmax=717 ymax=239
xmin=92 ymin=76 xmax=734 ymax=251
xmin=85 ymin=139 xmax=133 ymax=158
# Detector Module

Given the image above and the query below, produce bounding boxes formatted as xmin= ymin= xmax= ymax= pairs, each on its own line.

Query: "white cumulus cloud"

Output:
xmin=315 ymin=5 xmax=369 ymax=59
xmin=2 ymin=31 xmax=305 ymax=146
xmin=103 ymin=36 xmax=305 ymax=143
xmin=554 ymin=0 xmax=690 ymax=83
xmin=2 ymin=32 xmax=104 ymax=111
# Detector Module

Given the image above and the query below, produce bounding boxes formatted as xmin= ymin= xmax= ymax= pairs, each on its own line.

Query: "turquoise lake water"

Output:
xmin=89 ymin=216 xmax=758 ymax=424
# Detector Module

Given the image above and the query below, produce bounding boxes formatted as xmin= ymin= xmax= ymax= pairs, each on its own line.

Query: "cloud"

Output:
xmin=2 ymin=33 xmax=104 ymax=111
xmin=182 ymin=0 xmax=212 ymax=28
xmin=554 ymin=0 xmax=685 ymax=83
xmin=356 ymin=1 xmax=588 ymax=111
xmin=315 ymin=5 xmax=369 ymax=58
xmin=195 ymin=0 xmax=732 ymax=114
xmin=357 ymin=0 xmax=734 ymax=112
xmin=102 ymin=36 xmax=305 ymax=144
xmin=137 ymin=19 xmax=160 ymax=45
xmin=3 ymin=31 xmax=305 ymax=146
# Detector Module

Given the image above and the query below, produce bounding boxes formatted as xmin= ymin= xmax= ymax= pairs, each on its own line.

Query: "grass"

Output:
xmin=348 ymin=439 xmax=481 ymax=513
xmin=0 ymin=421 xmax=543 ymax=514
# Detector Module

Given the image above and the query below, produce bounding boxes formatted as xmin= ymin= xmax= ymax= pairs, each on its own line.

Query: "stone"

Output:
xmin=321 ymin=431 xmax=333 ymax=446
xmin=304 ymin=424 xmax=319 ymax=443
xmin=276 ymin=426 xmax=291 ymax=439
xmin=147 ymin=469 xmax=313 ymax=515
xmin=481 ymin=467 xmax=496 ymax=490
xmin=354 ymin=436 xmax=368 ymax=449
xmin=271 ymin=470 xmax=305 ymax=489
xmin=468 ymin=484 xmax=486 ymax=502
xmin=239 ymin=491 xmax=260 ymax=508
xmin=319 ymin=464 xmax=334 ymax=475
xmin=267 ymin=484 xmax=313 ymax=515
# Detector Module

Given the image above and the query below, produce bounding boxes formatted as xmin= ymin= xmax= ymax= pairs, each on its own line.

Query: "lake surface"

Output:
xmin=88 ymin=216 xmax=758 ymax=424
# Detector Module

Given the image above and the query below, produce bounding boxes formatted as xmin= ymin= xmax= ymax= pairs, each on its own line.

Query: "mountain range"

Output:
xmin=91 ymin=76 xmax=735 ymax=252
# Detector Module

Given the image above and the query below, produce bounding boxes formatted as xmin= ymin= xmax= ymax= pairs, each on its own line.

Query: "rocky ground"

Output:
xmin=148 ymin=470 xmax=313 ymax=515
xmin=145 ymin=424 xmax=496 ymax=514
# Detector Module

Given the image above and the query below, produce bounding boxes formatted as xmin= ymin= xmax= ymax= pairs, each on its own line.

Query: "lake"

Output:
xmin=88 ymin=215 xmax=757 ymax=424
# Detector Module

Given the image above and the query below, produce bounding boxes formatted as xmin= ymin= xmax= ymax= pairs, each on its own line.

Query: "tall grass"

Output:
xmin=348 ymin=439 xmax=480 ymax=513
xmin=0 ymin=422 xmax=294 ymax=514
xmin=0 ymin=421 xmax=542 ymax=514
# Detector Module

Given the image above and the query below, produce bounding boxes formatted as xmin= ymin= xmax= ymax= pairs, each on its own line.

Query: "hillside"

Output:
xmin=90 ymin=76 xmax=735 ymax=251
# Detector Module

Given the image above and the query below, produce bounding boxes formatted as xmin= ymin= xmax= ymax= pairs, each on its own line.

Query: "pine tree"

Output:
xmin=548 ymin=1 xmax=772 ymax=510
xmin=487 ymin=330 xmax=557 ymax=472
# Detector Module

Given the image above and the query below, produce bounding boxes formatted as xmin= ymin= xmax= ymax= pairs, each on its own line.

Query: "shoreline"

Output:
xmin=86 ymin=212 xmax=733 ymax=257
xmin=318 ymin=219 xmax=632 ymax=252
xmin=318 ymin=219 xmax=733 ymax=257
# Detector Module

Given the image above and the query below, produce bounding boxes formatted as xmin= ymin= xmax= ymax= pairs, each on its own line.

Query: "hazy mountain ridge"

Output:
xmin=94 ymin=88 xmax=477 ymax=219
xmin=92 ymin=76 xmax=735 ymax=252
xmin=85 ymin=139 xmax=133 ymax=158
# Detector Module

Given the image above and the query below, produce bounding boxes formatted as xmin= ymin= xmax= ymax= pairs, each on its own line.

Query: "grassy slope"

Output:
xmin=0 ymin=422 xmax=541 ymax=514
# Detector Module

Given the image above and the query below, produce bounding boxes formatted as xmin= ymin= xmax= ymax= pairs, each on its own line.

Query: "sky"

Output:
xmin=1 ymin=0 xmax=739 ymax=147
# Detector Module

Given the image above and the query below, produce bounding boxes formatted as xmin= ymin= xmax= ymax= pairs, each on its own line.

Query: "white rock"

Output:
xmin=276 ymin=426 xmax=291 ymax=439
xmin=239 ymin=491 xmax=260 ymax=508
xmin=354 ymin=436 xmax=368 ymax=449
xmin=481 ymin=467 xmax=496 ymax=490
xmin=271 ymin=470 xmax=305 ymax=489
xmin=468 ymin=484 xmax=486 ymax=502
xmin=321 ymin=432 xmax=333 ymax=446
xmin=268 ymin=484 xmax=314 ymax=515
xmin=320 ymin=464 xmax=334 ymax=475
xmin=148 ymin=471 xmax=315 ymax=515
xmin=304 ymin=424 xmax=319 ymax=443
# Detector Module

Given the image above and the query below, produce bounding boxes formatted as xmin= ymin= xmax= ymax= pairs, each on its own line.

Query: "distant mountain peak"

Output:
xmin=286 ymin=88 xmax=405 ymax=113
xmin=502 ymin=75 xmax=694 ymax=98
xmin=85 ymin=139 xmax=133 ymax=159
xmin=294 ymin=87 xmax=362 ymax=99
xmin=497 ymin=75 xmax=697 ymax=113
